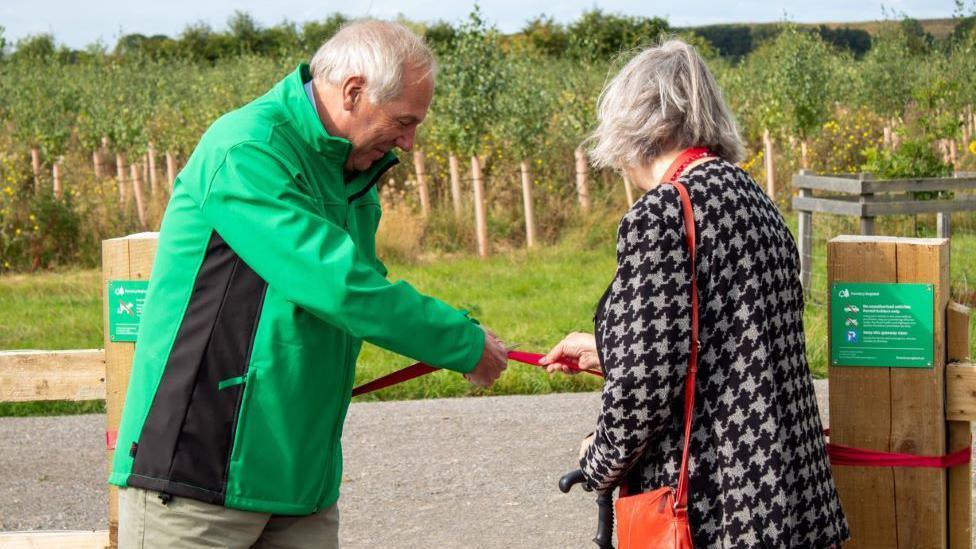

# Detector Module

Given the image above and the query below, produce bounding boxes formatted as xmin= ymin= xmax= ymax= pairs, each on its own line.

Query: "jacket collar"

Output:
xmin=280 ymin=63 xmax=398 ymax=177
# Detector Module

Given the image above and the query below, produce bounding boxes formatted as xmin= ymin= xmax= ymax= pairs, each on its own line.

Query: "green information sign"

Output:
xmin=108 ymin=280 xmax=149 ymax=342
xmin=830 ymin=282 xmax=934 ymax=368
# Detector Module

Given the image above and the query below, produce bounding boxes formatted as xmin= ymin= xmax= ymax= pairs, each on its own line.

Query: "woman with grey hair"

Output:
xmin=541 ymin=40 xmax=848 ymax=547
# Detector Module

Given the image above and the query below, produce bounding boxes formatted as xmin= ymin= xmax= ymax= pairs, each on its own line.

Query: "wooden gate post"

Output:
xmin=413 ymin=149 xmax=431 ymax=218
xmin=518 ymin=160 xmax=537 ymax=249
xmin=763 ymin=128 xmax=775 ymax=198
xmin=448 ymin=154 xmax=463 ymax=219
xmin=827 ymin=235 xmax=950 ymax=548
xmin=622 ymin=175 xmax=635 ymax=207
xmin=471 ymin=155 xmax=489 ymax=258
xmin=947 ymin=302 xmax=973 ymax=549
xmin=574 ymin=147 xmax=591 ymax=213
xmin=102 ymin=233 xmax=158 ymax=548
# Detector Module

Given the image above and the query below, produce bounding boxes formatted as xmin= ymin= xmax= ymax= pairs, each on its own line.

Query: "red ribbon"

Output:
xmin=823 ymin=429 xmax=970 ymax=467
xmin=351 ymin=351 xmax=601 ymax=397
xmin=826 ymin=442 xmax=970 ymax=468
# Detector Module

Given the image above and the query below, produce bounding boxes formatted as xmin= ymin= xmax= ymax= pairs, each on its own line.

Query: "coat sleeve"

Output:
xmin=580 ymin=187 xmax=693 ymax=491
xmin=187 ymin=141 xmax=485 ymax=373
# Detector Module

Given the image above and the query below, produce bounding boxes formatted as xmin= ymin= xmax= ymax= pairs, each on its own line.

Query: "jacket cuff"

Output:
xmin=443 ymin=319 xmax=485 ymax=374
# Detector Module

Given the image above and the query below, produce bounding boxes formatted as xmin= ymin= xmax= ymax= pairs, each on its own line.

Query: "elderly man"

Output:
xmin=110 ymin=20 xmax=508 ymax=548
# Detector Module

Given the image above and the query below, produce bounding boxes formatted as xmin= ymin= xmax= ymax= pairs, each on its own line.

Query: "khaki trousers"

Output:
xmin=118 ymin=487 xmax=339 ymax=549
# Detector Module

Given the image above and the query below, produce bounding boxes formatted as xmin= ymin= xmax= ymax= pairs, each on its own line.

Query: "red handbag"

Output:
xmin=614 ymin=147 xmax=712 ymax=549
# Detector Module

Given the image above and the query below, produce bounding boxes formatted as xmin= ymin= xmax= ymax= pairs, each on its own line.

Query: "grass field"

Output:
xmin=0 ymin=236 xmax=617 ymax=415
xmin=5 ymin=211 xmax=976 ymax=416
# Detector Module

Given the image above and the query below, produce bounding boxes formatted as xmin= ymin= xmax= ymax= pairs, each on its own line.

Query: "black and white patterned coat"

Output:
xmin=581 ymin=159 xmax=849 ymax=548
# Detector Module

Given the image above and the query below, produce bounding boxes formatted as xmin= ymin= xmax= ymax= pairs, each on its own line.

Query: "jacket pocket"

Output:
xmin=226 ymin=368 xmax=258 ymax=470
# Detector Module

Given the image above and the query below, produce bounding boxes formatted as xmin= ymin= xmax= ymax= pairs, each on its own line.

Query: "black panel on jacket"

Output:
xmin=129 ymin=231 xmax=267 ymax=504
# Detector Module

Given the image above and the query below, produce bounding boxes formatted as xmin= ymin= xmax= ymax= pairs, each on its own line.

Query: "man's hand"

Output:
xmin=464 ymin=327 xmax=508 ymax=387
xmin=540 ymin=332 xmax=601 ymax=374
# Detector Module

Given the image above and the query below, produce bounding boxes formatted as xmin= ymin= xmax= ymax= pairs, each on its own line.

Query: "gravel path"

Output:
xmin=0 ymin=380 xmax=843 ymax=547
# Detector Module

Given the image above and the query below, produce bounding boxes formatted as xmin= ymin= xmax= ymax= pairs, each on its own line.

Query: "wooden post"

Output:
xmin=860 ymin=174 xmax=875 ymax=236
xmin=116 ymin=154 xmax=127 ymax=205
xmin=93 ymin=149 xmax=104 ymax=178
xmin=448 ymin=154 xmax=463 ymax=219
xmin=969 ymin=106 xmax=975 ymax=143
xmin=763 ymin=129 xmax=775 ymax=198
xmin=623 ymin=175 xmax=635 ymax=206
xmin=797 ymin=184 xmax=812 ymax=296
xmin=827 ymin=236 xmax=950 ymax=548
xmin=413 ymin=149 xmax=431 ymax=218
xmin=52 ymin=158 xmax=62 ymax=199
xmin=147 ymin=143 xmax=159 ymax=197
xmin=165 ymin=152 xmax=177 ymax=192
xmin=963 ymin=112 xmax=971 ymax=147
xmin=471 ymin=155 xmax=488 ymax=258
xmin=519 ymin=159 xmax=537 ymax=248
xmin=102 ymin=233 xmax=158 ymax=549
xmin=947 ymin=302 xmax=972 ymax=549
xmin=102 ymin=137 xmax=113 ymax=178
xmin=31 ymin=147 xmax=41 ymax=193
xmin=860 ymin=217 xmax=876 ymax=236
xmin=130 ymin=164 xmax=147 ymax=229
xmin=884 ymin=126 xmax=892 ymax=150
xmin=800 ymin=140 xmax=809 ymax=170
xmin=938 ymin=212 xmax=952 ymax=239
xmin=574 ymin=147 xmax=591 ymax=213
xmin=968 ymin=106 xmax=975 ymax=144
xmin=949 ymin=140 xmax=958 ymax=172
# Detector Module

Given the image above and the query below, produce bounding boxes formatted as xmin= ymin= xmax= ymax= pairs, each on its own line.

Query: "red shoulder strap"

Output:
xmin=661 ymin=147 xmax=709 ymax=510
xmin=666 ymin=179 xmax=699 ymax=510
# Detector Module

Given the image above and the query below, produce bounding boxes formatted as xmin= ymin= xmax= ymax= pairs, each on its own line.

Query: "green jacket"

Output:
xmin=108 ymin=64 xmax=485 ymax=515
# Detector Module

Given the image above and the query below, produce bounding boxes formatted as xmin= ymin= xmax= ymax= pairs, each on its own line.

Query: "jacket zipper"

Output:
xmin=347 ymin=157 xmax=400 ymax=203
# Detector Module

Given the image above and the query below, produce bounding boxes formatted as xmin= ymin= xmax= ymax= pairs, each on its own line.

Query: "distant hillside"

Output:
xmin=679 ymin=17 xmax=964 ymax=59
xmin=685 ymin=17 xmax=956 ymax=39
xmin=820 ymin=18 xmax=957 ymax=39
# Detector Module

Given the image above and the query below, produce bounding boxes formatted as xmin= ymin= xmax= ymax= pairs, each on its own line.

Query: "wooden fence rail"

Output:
xmin=0 ymin=350 xmax=105 ymax=402
xmin=792 ymin=171 xmax=976 ymax=296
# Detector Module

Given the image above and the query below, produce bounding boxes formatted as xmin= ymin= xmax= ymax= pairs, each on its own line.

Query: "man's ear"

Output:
xmin=341 ymin=76 xmax=367 ymax=112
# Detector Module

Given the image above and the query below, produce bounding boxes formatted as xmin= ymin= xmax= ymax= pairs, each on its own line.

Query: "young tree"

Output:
xmin=738 ymin=26 xmax=837 ymax=189
xmin=854 ymin=22 xmax=921 ymax=125
xmin=434 ymin=7 xmax=507 ymax=256
xmin=497 ymin=52 xmax=554 ymax=247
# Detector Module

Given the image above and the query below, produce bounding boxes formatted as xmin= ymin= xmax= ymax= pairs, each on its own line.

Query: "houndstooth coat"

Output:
xmin=580 ymin=159 xmax=849 ymax=548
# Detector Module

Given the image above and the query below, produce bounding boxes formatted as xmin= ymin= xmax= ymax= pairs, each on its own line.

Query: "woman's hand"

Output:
xmin=540 ymin=332 xmax=601 ymax=374
xmin=579 ymin=433 xmax=594 ymax=460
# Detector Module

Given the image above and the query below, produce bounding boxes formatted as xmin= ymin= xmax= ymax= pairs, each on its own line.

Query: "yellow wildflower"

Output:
xmin=969 ymin=141 xmax=976 ymax=156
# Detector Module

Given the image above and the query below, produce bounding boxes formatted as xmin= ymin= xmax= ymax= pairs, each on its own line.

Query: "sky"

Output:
xmin=0 ymin=0 xmax=965 ymax=50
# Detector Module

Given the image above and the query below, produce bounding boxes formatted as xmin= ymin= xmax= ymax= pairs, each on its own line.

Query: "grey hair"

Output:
xmin=587 ymin=39 xmax=745 ymax=170
xmin=309 ymin=19 xmax=437 ymax=104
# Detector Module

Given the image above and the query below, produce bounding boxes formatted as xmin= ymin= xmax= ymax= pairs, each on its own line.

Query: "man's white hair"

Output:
xmin=588 ymin=39 xmax=745 ymax=169
xmin=309 ymin=19 xmax=437 ymax=104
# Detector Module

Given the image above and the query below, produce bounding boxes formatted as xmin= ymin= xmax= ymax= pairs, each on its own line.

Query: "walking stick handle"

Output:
xmin=559 ymin=469 xmax=590 ymax=493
